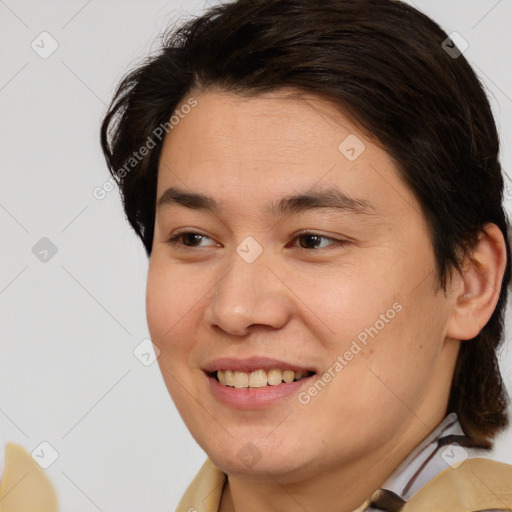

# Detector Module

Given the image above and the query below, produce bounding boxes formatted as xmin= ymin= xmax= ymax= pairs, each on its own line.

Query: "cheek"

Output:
xmin=331 ymin=288 xmax=448 ymax=420
xmin=145 ymin=262 xmax=170 ymax=342
xmin=285 ymin=261 xmax=404 ymax=352
xmin=298 ymin=256 xmax=447 ymax=415
xmin=146 ymin=257 xmax=201 ymax=337
xmin=145 ymin=259 xmax=197 ymax=364
xmin=146 ymin=261 xmax=202 ymax=410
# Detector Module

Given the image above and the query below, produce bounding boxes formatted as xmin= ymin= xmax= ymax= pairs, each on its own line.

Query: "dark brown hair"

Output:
xmin=100 ymin=0 xmax=511 ymax=448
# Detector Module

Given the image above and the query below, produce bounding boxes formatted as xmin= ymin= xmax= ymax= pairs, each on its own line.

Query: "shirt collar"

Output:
xmin=379 ymin=413 xmax=461 ymax=498
xmin=366 ymin=412 xmax=490 ymax=511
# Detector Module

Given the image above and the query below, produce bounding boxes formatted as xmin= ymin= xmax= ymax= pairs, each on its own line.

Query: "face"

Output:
xmin=146 ymin=88 xmax=460 ymax=480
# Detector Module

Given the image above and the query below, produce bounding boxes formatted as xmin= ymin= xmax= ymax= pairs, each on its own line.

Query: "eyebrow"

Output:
xmin=156 ymin=186 xmax=376 ymax=217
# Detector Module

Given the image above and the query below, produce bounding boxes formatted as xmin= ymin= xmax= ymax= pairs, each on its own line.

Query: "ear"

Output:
xmin=445 ymin=223 xmax=508 ymax=341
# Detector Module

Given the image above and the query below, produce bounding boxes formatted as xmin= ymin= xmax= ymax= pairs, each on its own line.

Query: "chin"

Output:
xmin=211 ymin=451 xmax=304 ymax=477
xmin=200 ymin=433 xmax=313 ymax=478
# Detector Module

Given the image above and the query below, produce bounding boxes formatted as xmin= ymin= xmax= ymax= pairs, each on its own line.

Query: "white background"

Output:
xmin=0 ymin=1 xmax=511 ymax=510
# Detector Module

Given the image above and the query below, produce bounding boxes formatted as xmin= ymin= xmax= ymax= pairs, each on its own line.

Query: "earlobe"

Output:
xmin=446 ymin=223 xmax=507 ymax=341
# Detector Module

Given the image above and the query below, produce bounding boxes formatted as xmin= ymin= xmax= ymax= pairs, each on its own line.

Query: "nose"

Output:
xmin=204 ymin=247 xmax=292 ymax=337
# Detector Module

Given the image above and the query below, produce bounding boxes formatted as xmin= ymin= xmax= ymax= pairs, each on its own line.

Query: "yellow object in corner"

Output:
xmin=0 ymin=443 xmax=58 ymax=512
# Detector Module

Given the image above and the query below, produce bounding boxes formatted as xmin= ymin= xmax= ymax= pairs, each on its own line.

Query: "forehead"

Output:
xmin=165 ymin=87 xmax=360 ymax=151
xmin=156 ymin=88 xmax=421 ymax=222
xmin=159 ymin=88 xmax=363 ymax=171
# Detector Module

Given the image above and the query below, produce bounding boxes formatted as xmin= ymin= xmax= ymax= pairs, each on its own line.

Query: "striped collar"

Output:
xmin=366 ymin=412 xmax=489 ymax=511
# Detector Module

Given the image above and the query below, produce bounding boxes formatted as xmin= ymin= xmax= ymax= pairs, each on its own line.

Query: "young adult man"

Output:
xmin=101 ymin=1 xmax=512 ymax=510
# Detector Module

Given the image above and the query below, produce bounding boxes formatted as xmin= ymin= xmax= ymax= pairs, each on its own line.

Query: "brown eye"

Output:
xmin=297 ymin=234 xmax=326 ymax=249
xmin=166 ymin=232 xmax=218 ymax=248
xmin=180 ymin=233 xmax=204 ymax=247
xmin=290 ymin=230 xmax=347 ymax=250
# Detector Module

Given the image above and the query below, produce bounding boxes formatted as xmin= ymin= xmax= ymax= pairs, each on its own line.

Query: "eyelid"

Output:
xmin=165 ymin=228 xmax=350 ymax=251
xmin=289 ymin=229 xmax=349 ymax=249
xmin=166 ymin=229 xmax=219 ymax=248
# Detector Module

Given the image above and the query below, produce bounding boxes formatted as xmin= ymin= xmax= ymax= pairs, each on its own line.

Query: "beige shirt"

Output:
xmin=176 ymin=414 xmax=512 ymax=512
xmin=0 ymin=443 xmax=59 ymax=511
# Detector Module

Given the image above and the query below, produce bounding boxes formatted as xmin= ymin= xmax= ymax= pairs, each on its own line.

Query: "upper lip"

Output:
xmin=203 ymin=357 xmax=316 ymax=374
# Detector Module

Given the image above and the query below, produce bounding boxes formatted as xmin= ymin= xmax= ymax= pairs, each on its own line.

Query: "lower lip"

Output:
xmin=207 ymin=373 xmax=313 ymax=410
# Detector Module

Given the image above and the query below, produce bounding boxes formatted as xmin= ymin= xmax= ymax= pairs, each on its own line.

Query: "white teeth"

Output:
xmin=234 ymin=371 xmax=248 ymax=388
xmin=267 ymin=368 xmax=283 ymax=386
xmin=216 ymin=368 xmax=311 ymax=388
xmin=224 ymin=370 xmax=234 ymax=387
xmin=248 ymin=370 xmax=267 ymax=388
xmin=282 ymin=370 xmax=294 ymax=383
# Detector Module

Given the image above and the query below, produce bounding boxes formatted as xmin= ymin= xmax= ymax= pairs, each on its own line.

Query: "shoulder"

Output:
xmin=0 ymin=442 xmax=58 ymax=511
xmin=403 ymin=457 xmax=512 ymax=512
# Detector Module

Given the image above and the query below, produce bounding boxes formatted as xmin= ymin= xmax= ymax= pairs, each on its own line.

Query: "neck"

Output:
xmin=219 ymin=420 xmax=434 ymax=512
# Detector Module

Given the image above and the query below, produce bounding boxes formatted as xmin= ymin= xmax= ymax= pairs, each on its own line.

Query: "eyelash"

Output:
xmin=165 ymin=229 xmax=348 ymax=251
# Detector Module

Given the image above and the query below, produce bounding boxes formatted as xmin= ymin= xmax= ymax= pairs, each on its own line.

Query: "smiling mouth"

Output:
xmin=212 ymin=369 xmax=315 ymax=389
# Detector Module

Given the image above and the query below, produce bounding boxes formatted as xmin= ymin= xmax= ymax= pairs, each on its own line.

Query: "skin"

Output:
xmin=145 ymin=88 xmax=506 ymax=511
